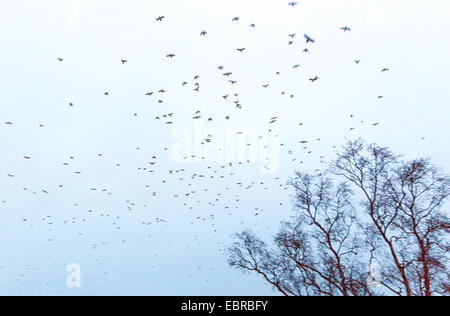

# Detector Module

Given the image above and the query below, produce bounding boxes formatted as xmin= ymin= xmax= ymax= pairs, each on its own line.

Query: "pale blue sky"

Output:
xmin=0 ymin=0 xmax=449 ymax=295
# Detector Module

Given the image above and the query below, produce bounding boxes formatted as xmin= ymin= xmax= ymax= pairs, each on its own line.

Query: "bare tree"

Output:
xmin=228 ymin=139 xmax=450 ymax=296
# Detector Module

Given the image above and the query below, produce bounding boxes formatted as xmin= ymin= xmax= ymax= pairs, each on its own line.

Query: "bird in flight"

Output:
xmin=232 ymin=17 xmax=240 ymax=22
xmin=200 ymin=31 xmax=207 ymax=36
xmin=121 ymin=59 xmax=127 ymax=64
xmin=288 ymin=2 xmax=298 ymax=7
xmin=166 ymin=54 xmax=176 ymax=58
xmin=237 ymin=48 xmax=246 ymax=53
xmin=309 ymin=76 xmax=319 ymax=82
xmin=341 ymin=26 xmax=351 ymax=32
xmin=156 ymin=16 xmax=165 ymax=22
xmin=381 ymin=68 xmax=390 ymax=72
xmin=5 ymin=122 xmax=13 ymax=125
xmin=57 ymin=58 xmax=63 ymax=62
xmin=354 ymin=59 xmax=361 ymax=64
xmin=304 ymin=34 xmax=315 ymax=43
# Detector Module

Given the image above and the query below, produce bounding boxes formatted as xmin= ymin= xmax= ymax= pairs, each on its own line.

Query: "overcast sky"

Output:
xmin=0 ymin=0 xmax=449 ymax=295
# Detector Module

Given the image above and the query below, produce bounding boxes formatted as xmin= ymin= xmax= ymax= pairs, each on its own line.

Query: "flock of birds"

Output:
xmin=0 ymin=2 xmax=404 ymax=295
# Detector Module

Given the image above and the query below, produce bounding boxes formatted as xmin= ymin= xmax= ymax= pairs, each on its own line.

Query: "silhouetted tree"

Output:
xmin=228 ymin=139 xmax=450 ymax=296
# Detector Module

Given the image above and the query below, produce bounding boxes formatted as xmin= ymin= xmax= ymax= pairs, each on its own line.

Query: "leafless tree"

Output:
xmin=228 ymin=139 xmax=450 ymax=296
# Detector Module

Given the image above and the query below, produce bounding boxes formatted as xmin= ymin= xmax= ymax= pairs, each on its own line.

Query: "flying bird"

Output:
xmin=304 ymin=34 xmax=315 ymax=43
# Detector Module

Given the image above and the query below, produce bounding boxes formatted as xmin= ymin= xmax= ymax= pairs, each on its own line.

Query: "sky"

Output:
xmin=0 ymin=0 xmax=449 ymax=295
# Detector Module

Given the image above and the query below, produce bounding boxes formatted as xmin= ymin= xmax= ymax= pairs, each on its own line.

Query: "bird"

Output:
xmin=309 ymin=76 xmax=319 ymax=82
xmin=236 ymin=48 xmax=246 ymax=53
xmin=304 ymin=34 xmax=315 ymax=43
xmin=166 ymin=54 xmax=176 ymax=58
xmin=57 ymin=58 xmax=63 ymax=62
xmin=288 ymin=2 xmax=298 ymax=7
xmin=200 ymin=31 xmax=207 ymax=36
xmin=341 ymin=26 xmax=351 ymax=32
xmin=156 ymin=16 xmax=165 ymax=22
xmin=232 ymin=17 xmax=240 ymax=22
xmin=121 ymin=59 xmax=127 ymax=64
